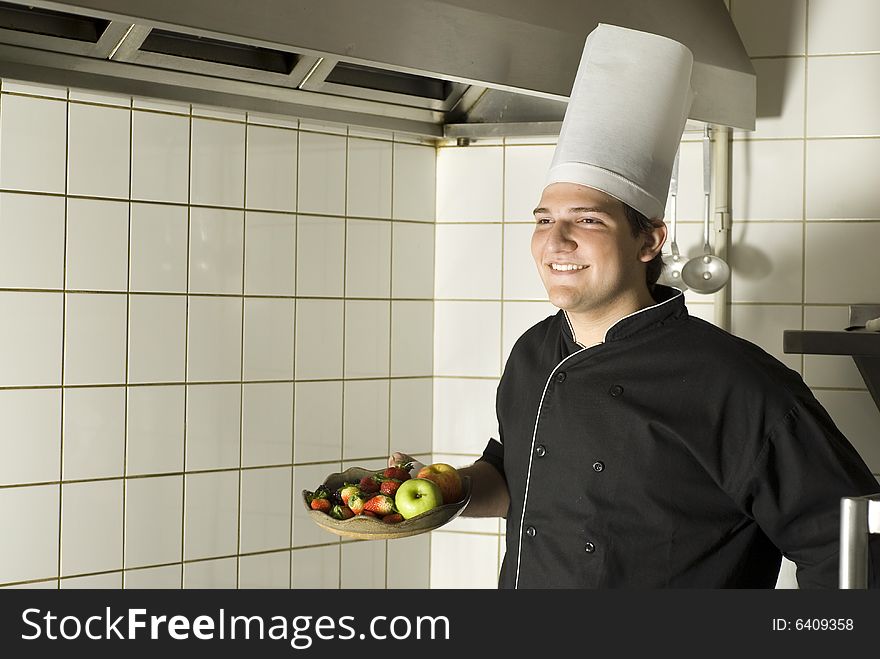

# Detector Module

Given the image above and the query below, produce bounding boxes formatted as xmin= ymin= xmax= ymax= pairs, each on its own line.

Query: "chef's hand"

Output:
xmin=388 ymin=451 xmax=425 ymax=477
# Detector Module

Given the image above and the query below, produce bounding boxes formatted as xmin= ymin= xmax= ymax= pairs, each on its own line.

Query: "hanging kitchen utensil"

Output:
xmin=681 ymin=126 xmax=730 ymax=294
xmin=658 ymin=146 xmax=689 ymax=290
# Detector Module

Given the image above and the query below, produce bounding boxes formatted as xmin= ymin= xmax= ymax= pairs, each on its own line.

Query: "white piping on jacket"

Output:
xmin=513 ymin=288 xmax=684 ymax=588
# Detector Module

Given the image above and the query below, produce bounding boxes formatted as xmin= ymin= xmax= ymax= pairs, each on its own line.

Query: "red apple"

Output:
xmin=415 ymin=463 xmax=462 ymax=504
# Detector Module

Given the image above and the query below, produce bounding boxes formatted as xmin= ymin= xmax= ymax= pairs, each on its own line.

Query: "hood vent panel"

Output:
xmin=325 ymin=62 xmax=453 ymax=101
xmin=0 ymin=1 xmax=108 ymax=43
xmin=140 ymin=29 xmax=300 ymax=75
xmin=0 ymin=0 xmax=756 ymax=141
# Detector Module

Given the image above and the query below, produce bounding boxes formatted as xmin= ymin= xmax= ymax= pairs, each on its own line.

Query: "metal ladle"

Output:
xmin=681 ymin=127 xmax=730 ymax=294
xmin=658 ymin=147 xmax=688 ymax=291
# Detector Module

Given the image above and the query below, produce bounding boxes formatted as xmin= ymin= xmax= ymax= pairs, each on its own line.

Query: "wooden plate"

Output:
xmin=302 ymin=467 xmax=471 ymax=540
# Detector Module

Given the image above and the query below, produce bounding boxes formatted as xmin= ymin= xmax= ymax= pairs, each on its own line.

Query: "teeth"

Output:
xmin=550 ymin=263 xmax=586 ymax=271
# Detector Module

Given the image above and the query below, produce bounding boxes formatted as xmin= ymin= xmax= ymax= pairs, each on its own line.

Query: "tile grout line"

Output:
xmin=120 ymin=90 xmax=134 ymax=587
xmin=385 ymin=136 xmax=395 ymax=589
xmin=236 ymin=118 xmax=249 ymax=589
xmin=339 ymin=125 xmax=350 ymax=589
xmin=179 ymin=100 xmax=193 ymax=589
xmin=801 ymin=0 xmax=810 ymax=378
xmin=288 ymin=115 xmax=301 ymax=590
xmin=55 ymin=87 xmax=71 ymax=589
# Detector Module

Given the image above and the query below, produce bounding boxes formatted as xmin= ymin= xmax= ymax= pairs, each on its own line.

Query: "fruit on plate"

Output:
xmin=363 ymin=494 xmax=396 ymax=516
xmin=359 ymin=475 xmax=380 ymax=494
xmin=348 ymin=492 xmax=368 ymax=515
xmin=339 ymin=483 xmax=360 ymax=505
xmin=382 ymin=461 xmax=413 ymax=482
xmin=379 ymin=479 xmax=402 ymax=497
xmin=330 ymin=504 xmax=355 ymax=520
xmin=394 ymin=478 xmax=443 ymax=520
xmin=415 ymin=463 xmax=463 ymax=504
xmin=382 ymin=513 xmax=404 ymax=524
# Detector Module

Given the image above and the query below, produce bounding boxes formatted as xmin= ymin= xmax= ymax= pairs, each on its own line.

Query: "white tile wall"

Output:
xmin=242 ymin=382 xmax=294 ymax=467
xmin=807 ymin=55 xmax=880 ymax=137
xmin=245 ymin=125 xmax=298 ymax=212
xmin=291 ymin=545 xmax=339 ymax=588
xmin=129 ymin=203 xmax=189 ymax=293
xmin=62 ymin=386 xmax=125 ymax=480
xmin=435 ymin=224 xmax=502 ymax=299
xmin=190 ymin=118 xmax=246 ymax=208
xmin=131 ymin=110 xmax=190 ymax=204
xmin=0 ymin=82 xmax=432 ymax=590
xmin=60 ymin=479 xmax=123 ymax=576
xmin=239 ymin=467 xmax=292 ymax=553
xmin=67 ymin=103 xmax=130 ymax=199
xmin=0 ymin=484 xmax=59 ymax=584
xmin=345 ymin=219 xmax=391 ymax=297
xmin=0 ymin=193 xmax=65 ymax=288
xmin=185 ymin=383 xmax=241 ymax=471
xmin=0 ymin=388 xmax=61 ymax=485
xmin=188 ymin=207 xmax=244 ymax=295
xmin=183 ymin=470 xmax=239 ymax=561
xmin=347 ymin=137 xmax=392 ymax=219
xmin=183 ymin=557 xmax=237 ymax=588
xmin=65 ymin=198 xmax=129 ymax=291
xmin=436 ymin=146 xmax=503 ymax=221
xmin=126 ymin=385 xmax=185 ymax=475
xmin=807 ymin=0 xmax=880 ymax=54
xmin=239 ymin=551 xmax=291 ymax=588
xmin=393 ymin=143 xmax=436 ymax=221
xmin=244 ymin=211 xmax=296 ymax=296
xmin=391 ymin=221 xmax=434 ymax=298
xmin=0 ymin=94 xmax=67 ymax=193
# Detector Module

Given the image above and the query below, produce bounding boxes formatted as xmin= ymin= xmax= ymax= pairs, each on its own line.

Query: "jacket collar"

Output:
xmin=561 ymin=284 xmax=686 ymax=347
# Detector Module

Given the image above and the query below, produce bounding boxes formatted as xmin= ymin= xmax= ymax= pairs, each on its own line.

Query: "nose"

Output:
xmin=546 ymin=220 xmax=577 ymax=252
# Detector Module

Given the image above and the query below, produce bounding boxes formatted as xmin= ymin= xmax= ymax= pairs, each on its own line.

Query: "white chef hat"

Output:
xmin=546 ymin=23 xmax=695 ymax=220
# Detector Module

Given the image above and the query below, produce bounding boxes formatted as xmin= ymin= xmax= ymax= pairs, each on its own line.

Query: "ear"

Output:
xmin=638 ymin=220 xmax=667 ymax=263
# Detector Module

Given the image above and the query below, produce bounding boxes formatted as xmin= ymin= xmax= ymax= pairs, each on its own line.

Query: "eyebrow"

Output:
xmin=532 ymin=206 xmax=615 ymax=217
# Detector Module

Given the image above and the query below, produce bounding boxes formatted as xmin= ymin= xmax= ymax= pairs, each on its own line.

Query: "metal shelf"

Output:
xmin=784 ymin=329 xmax=880 ymax=410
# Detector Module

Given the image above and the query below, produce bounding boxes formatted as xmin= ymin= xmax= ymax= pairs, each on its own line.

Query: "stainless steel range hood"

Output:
xmin=0 ymin=0 xmax=755 ymax=140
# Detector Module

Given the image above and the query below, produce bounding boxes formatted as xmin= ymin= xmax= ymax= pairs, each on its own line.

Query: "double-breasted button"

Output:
xmin=592 ymin=461 xmax=605 ymax=472
xmin=555 ymin=371 xmax=567 ymax=383
xmin=584 ymin=542 xmax=596 ymax=553
xmin=535 ymin=444 xmax=547 ymax=457
xmin=609 ymin=384 xmax=624 ymax=397
xmin=525 ymin=525 xmax=537 ymax=537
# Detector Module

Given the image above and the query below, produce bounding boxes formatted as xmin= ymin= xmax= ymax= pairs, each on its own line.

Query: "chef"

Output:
xmin=394 ymin=23 xmax=880 ymax=588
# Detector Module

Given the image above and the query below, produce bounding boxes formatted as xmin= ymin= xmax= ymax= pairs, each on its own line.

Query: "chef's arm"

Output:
xmin=388 ymin=450 xmax=509 ymax=519
xmin=735 ymin=400 xmax=880 ymax=588
xmin=458 ymin=460 xmax=509 ymax=519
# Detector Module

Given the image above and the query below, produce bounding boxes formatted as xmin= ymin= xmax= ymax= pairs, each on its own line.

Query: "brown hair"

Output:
xmin=622 ymin=203 xmax=664 ymax=289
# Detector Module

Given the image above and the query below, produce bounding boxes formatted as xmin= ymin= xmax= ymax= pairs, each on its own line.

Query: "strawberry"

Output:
xmin=359 ymin=476 xmax=380 ymax=494
xmin=362 ymin=510 xmax=378 ymax=518
xmin=382 ymin=462 xmax=412 ymax=482
xmin=306 ymin=486 xmax=331 ymax=512
xmin=363 ymin=494 xmax=395 ymax=516
xmin=348 ymin=492 xmax=367 ymax=515
xmin=379 ymin=479 xmax=402 ymax=497
xmin=310 ymin=498 xmax=331 ymax=512
xmin=382 ymin=513 xmax=404 ymax=524
xmin=330 ymin=504 xmax=355 ymax=520
xmin=339 ymin=483 xmax=360 ymax=505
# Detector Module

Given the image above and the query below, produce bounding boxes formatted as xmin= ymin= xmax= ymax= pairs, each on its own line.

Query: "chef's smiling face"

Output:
xmin=531 ymin=182 xmax=665 ymax=316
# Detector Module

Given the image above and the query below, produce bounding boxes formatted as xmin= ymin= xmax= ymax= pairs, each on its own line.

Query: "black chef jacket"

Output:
xmin=479 ymin=284 xmax=880 ymax=588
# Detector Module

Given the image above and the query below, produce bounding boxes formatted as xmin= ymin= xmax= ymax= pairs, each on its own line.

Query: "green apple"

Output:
xmin=394 ymin=478 xmax=443 ymax=520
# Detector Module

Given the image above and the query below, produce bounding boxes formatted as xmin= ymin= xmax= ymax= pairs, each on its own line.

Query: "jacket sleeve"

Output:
xmin=731 ymin=398 xmax=880 ymax=588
